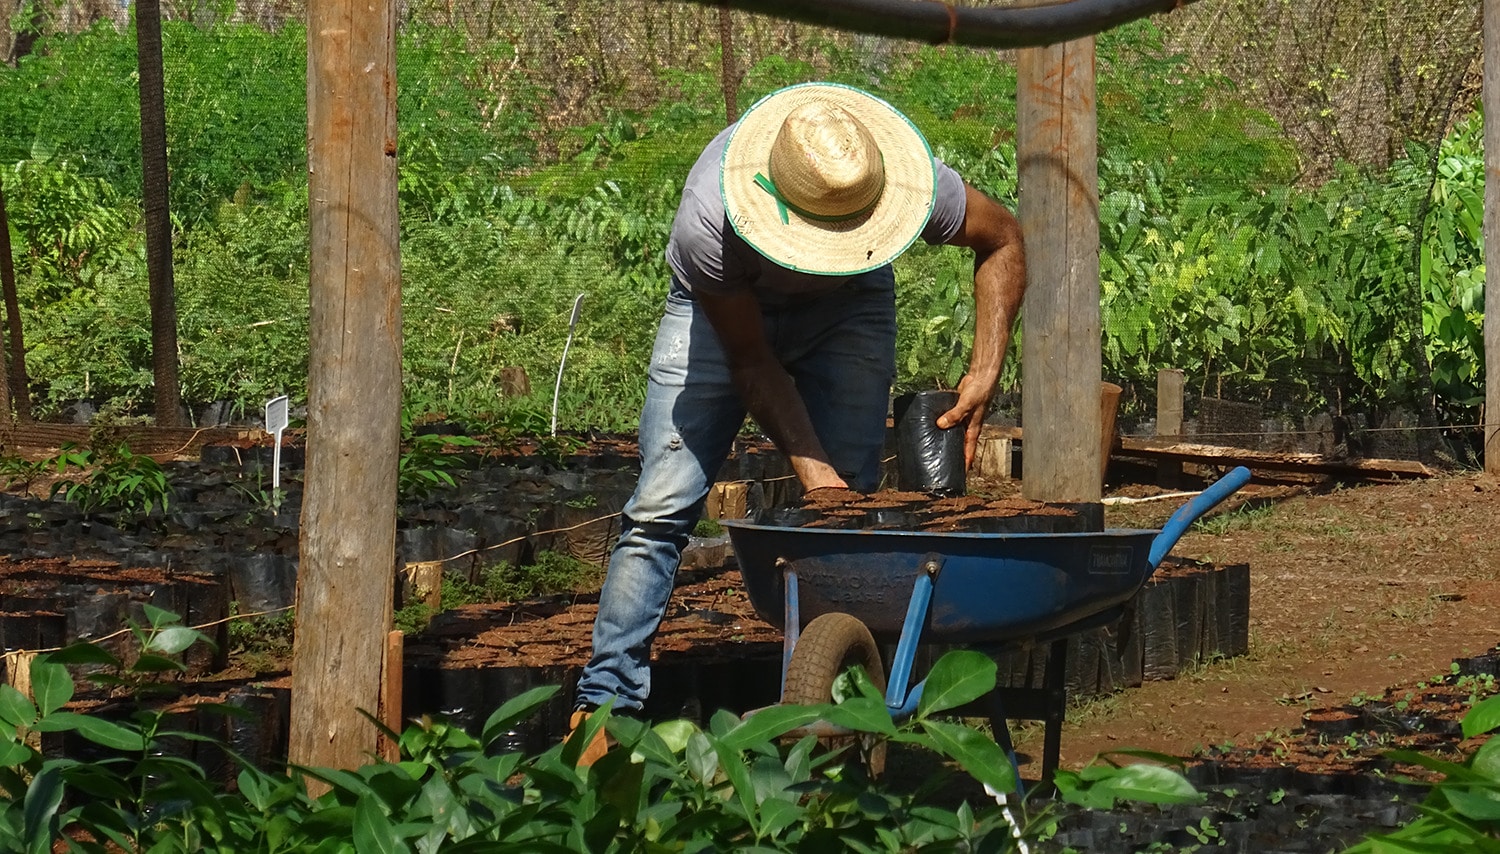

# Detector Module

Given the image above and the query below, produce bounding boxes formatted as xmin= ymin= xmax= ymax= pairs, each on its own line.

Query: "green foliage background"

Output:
xmin=0 ymin=16 xmax=1484 ymax=436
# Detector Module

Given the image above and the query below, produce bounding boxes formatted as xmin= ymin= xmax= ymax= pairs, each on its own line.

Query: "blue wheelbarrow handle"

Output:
xmin=1146 ymin=466 xmax=1253 ymax=570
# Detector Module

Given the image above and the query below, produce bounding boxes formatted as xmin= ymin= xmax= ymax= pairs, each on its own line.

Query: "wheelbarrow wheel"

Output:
xmin=783 ymin=612 xmax=887 ymax=777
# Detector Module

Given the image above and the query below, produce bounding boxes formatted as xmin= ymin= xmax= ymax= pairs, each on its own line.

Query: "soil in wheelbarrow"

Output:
xmin=768 ymin=486 xmax=1087 ymax=532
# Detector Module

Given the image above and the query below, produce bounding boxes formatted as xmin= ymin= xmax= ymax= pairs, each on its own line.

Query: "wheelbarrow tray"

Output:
xmin=722 ymin=522 xmax=1161 ymax=645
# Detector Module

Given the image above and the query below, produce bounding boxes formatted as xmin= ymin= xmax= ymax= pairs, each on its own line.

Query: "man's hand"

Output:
xmin=802 ymin=476 xmax=851 ymax=494
xmin=936 ymin=373 xmax=992 ymax=468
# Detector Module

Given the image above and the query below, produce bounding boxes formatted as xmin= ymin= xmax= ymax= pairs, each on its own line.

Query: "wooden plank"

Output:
xmin=1017 ymin=34 xmax=1102 ymax=503
xmin=0 ymin=424 xmax=256 ymax=459
xmin=290 ymin=0 xmax=402 ymax=778
xmin=1116 ymin=438 xmax=1435 ymax=479
xmin=979 ymin=424 xmax=1023 ymax=442
xmin=1486 ymin=0 xmax=1500 ymax=475
xmin=994 ymin=417 xmax=1432 ymax=479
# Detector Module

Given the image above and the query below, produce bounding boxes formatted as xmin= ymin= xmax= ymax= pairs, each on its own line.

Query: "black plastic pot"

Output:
xmin=1301 ymin=706 xmax=1362 ymax=739
xmin=1136 ymin=578 xmax=1179 ymax=681
xmin=757 ymin=507 xmax=818 ymax=528
xmin=228 ymin=553 xmax=297 ymax=612
xmin=867 ymin=509 xmax=918 ymax=530
xmin=893 ymin=390 xmax=965 ymax=496
xmin=1360 ymin=700 xmax=1426 ymax=734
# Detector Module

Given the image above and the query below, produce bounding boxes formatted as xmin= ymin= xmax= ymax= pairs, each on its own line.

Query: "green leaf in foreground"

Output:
xmin=30 ymin=660 xmax=73 ymax=717
xmin=32 ymin=712 xmax=145 ymax=752
xmin=1067 ymin=763 xmax=1203 ymax=809
xmin=916 ymin=650 xmax=996 ymax=716
xmin=919 ymin=718 xmax=1013 ymax=794
xmin=1464 ymin=694 xmax=1500 ymax=739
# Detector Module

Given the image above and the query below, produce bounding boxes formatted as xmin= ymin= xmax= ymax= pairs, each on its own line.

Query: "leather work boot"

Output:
xmin=567 ymin=708 xmax=611 ymax=767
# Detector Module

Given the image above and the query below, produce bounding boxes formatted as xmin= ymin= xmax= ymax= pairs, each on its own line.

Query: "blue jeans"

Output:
xmin=575 ymin=269 xmax=898 ymax=712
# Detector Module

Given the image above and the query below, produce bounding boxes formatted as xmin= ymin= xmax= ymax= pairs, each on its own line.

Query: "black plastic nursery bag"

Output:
xmin=893 ymin=390 xmax=966 ymax=496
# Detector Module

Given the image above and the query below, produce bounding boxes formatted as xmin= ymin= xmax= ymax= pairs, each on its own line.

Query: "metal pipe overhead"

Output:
xmin=681 ymin=0 xmax=1202 ymax=48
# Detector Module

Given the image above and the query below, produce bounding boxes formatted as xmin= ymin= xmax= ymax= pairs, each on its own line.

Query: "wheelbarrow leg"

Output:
xmin=984 ymin=690 xmax=1025 ymax=798
xmin=1039 ymin=637 xmax=1069 ymax=790
xmin=884 ymin=555 xmax=942 ymax=710
xmin=778 ymin=560 xmax=801 ymax=700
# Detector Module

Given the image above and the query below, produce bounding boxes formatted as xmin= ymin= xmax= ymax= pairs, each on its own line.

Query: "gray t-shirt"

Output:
xmin=665 ymin=125 xmax=968 ymax=304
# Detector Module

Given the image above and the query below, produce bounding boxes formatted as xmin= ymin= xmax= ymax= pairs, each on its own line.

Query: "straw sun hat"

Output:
xmin=721 ymin=82 xmax=937 ymax=276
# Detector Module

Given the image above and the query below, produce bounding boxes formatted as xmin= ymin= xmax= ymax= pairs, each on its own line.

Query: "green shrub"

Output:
xmin=0 ymin=628 xmax=1207 ymax=851
xmin=226 ymin=605 xmax=295 ymax=672
xmin=1344 ymin=693 xmax=1500 ymax=852
xmin=47 ymin=443 xmax=172 ymax=520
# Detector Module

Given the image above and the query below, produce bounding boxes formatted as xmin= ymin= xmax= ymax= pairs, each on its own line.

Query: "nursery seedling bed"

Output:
xmin=7 ymin=431 xmax=1500 ymax=850
xmin=0 ymin=555 xmax=228 ymax=676
xmin=405 ymin=561 xmax=782 ymax=670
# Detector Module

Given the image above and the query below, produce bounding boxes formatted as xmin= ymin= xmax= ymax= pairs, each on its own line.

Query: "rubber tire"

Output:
xmin=782 ymin=612 xmax=888 ymax=777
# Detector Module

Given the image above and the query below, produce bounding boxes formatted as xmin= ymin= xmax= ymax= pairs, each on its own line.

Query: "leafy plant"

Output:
xmin=47 ymin=442 xmax=173 ymax=519
xmin=0 ymin=453 xmax=46 ymax=492
xmin=398 ymin=430 xmax=482 ymax=502
xmin=1344 ymin=694 xmax=1500 ymax=852
xmin=226 ymin=604 xmax=295 ymax=673
xmin=1 ymin=156 xmax=135 ymax=293
xmin=0 ymin=624 xmax=1217 ymax=852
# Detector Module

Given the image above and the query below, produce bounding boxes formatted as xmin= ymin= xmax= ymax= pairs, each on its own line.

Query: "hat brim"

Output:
xmin=721 ymin=83 xmax=936 ymax=276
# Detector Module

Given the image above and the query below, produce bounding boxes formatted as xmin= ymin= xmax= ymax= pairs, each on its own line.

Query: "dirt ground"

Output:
xmin=1034 ymin=468 xmax=1500 ymax=770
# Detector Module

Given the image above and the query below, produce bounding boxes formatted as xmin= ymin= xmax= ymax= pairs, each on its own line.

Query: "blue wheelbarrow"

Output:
xmin=721 ymin=466 xmax=1253 ymax=783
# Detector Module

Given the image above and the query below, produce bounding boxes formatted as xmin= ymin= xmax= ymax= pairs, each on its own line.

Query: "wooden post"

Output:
xmin=1099 ymin=381 xmax=1121 ymax=485
xmin=1486 ymin=0 xmax=1500 ymax=474
xmin=0 ymin=175 xmax=29 ymax=422
xmin=4 ymin=651 xmax=39 ymax=750
xmin=134 ymin=0 xmax=183 ymax=427
xmin=719 ymin=4 xmax=739 ymax=124
xmin=975 ymin=434 xmax=1013 ymax=480
xmin=290 ymin=0 xmax=402 ymax=776
xmin=379 ymin=630 xmax=404 ymax=763
xmin=0 ymin=180 xmax=14 ymax=423
xmin=1156 ymin=368 xmax=1184 ymax=486
xmin=1017 ymin=36 xmax=1101 ymax=505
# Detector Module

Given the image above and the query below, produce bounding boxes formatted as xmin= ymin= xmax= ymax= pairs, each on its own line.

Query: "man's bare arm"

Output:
xmin=936 ymin=184 xmax=1027 ymax=466
xmin=696 ymin=289 xmax=849 ymax=492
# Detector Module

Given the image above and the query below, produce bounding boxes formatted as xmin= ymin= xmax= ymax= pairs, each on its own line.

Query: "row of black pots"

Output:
xmin=398 ymin=652 xmax=784 ymax=758
xmin=984 ymin=560 xmax=1253 ymax=703
xmin=1303 ymin=697 xmax=1469 ymax=740
xmin=755 ymin=505 xmax=1093 ymax=534
xmin=39 ymin=683 xmax=290 ymax=784
xmin=1046 ymin=788 xmax=1415 ymax=854
xmin=1190 ymin=755 xmax=1429 ymax=802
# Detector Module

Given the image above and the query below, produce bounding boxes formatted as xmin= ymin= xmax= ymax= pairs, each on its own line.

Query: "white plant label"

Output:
xmin=265 ymin=395 xmax=289 ymax=494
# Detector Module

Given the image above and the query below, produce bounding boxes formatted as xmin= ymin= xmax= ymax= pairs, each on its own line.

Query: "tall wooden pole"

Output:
xmin=290 ymin=0 xmax=402 ymax=773
xmin=1017 ymin=37 xmax=1102 ymax=504
xmin=0 ymin=179 xmax=19 ymax=423
xmin=134 ymin=0 xmax=183 ymax=426
xmin=1485 ymin=0 xmax=1500 ymax=474
xmin=719 ymin=4 xmax=739 ymax=124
